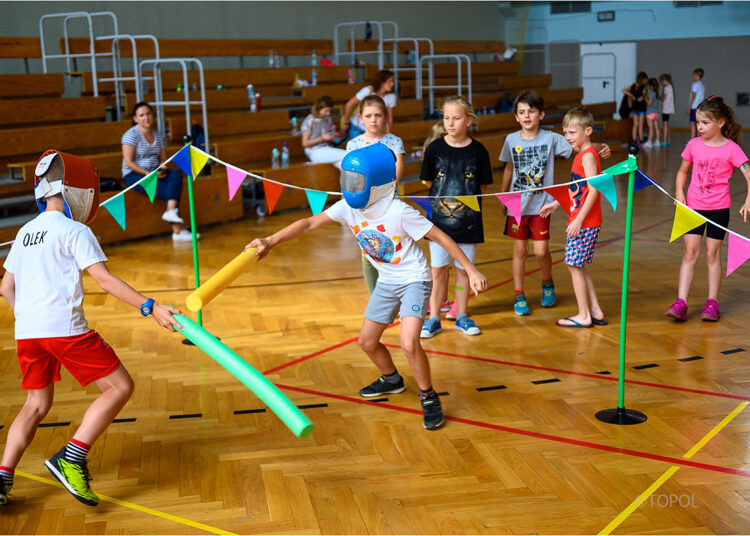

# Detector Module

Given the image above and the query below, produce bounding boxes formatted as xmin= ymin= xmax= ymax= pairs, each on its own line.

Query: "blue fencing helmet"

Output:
xmin=340 ymin=143 xmax=397 ymax=210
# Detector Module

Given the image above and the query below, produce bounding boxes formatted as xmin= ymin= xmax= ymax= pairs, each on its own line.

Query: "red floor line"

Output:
xmin=276 ymin=383 xmax=750 ymax=479
xmin=262 ymin=336 xmax=358 ymax=375
xmin=383 ymin=344 xmax=750 ymax=402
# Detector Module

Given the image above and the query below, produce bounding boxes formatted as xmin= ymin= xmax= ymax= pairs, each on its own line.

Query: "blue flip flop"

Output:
xmin=556 ymin=317 xmax=593 ymax=328
xmin=592 ymin=317 xmax=608 ymax=326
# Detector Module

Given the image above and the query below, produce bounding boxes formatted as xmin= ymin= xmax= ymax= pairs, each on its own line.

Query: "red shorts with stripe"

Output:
xmin=16 ymin=330 xmax=121 ymax=390
xmin=503 ymin=215 xmax=551 ymax=241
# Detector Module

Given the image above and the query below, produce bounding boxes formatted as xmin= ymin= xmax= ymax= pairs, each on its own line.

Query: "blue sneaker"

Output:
xmin=541 ymin=282 xmax=556 ymax=307
xmin=514 ymin=294 xmax=531 ymax=315
xmin=455 ymin=316 xmax=481 ymax=335
xmin=420 ymin=318 xmax=442 ymax=339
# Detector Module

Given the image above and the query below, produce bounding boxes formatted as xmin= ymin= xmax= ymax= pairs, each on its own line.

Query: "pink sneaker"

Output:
xmin=665 ymin=299 xmax=688 ymax=321
xmin=440 ymin=300 xmax=453 ymax=313
xmin=445 ymin=301 xmax=458 ymax=320
xmin=701 ymin=299 xmax=720 ymax=322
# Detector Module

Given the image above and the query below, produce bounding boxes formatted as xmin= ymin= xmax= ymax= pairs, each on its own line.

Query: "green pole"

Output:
xmin=617 ymin=170 xmax=636 ymax=409
xmin=183 ymin=136 xmax=202 ymax=327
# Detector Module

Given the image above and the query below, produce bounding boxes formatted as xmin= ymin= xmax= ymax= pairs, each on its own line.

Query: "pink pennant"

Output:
xmin=495 ymin=192 xmax=522 ymax=225
xmin=225 ymin=165 xmax=246 ymax=201
xmin=726 ymin=232 xmax=750 ymax=276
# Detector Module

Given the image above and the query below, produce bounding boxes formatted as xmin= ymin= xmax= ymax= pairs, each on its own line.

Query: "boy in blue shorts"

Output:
xmin=499 ymin=91 xmax=609 ymax=316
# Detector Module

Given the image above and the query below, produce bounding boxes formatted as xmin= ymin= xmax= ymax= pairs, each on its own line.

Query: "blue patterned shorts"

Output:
xmin=564 ymin=226 xmax=600 ymax=267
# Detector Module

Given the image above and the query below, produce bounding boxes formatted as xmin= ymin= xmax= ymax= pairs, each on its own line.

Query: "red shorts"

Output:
xmin=504 ymin=215 xmax=551 ymax=241
xmin=16 ymin=330 xmax=121 ymax=390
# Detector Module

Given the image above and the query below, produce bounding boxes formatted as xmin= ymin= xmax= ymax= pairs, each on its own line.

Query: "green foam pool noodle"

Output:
xmin=173 ymin=314 xmax=314 ymax=438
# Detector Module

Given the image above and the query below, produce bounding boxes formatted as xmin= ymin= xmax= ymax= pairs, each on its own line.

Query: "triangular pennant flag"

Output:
xmin=495 ymin=192 xmax=522 ymax=225
xmin=588 ymin=174 xmax=617 ymax=211
xmin=726 ymin=232 xmax=750 ymax=276
xmin=670 ymin=204 xmax=707 ymax=242
xmin=633 ymin=169 xmax=655 ymax=192
xmin=305 ymin=190 xmax=328 ymax=215
xmin=172 ymin=145 xmax=192 ymax=178
xmin=103 ymin=195 xmax=126 ymax=230
xmin=409 ymin=197 xmax=432 ymax=219
xmin=262 ymin=179 xmax=284 ymax=214
xmin=189 ymin=146 xmax=209 ymax=180
xmin=602 ymin=156 xmax=638 ymax=176
xmin=545 ymin=184 xmax=572 ymax=215
xmin=225 ymin=166 xmax=246 ymax=201
xmin=455 ymin=196 xmax=480 ymax=212
xmin=141 ymin=169 xmax=158 ymax=203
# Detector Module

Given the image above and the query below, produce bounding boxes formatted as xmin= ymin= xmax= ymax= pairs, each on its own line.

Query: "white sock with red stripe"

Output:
xmin=64 ymin=438 xmax=91 ymax=464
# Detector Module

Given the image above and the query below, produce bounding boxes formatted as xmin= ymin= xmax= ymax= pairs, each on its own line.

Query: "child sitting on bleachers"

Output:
xmin=301 ymin=96 xmax=347 ymax=169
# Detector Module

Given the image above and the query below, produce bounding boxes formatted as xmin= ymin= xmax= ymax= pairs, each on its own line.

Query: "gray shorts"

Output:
xmin=429 ymin=241 xmax=477 ymax=269
xmin=364 ymin=280 xmax=433 ymax=324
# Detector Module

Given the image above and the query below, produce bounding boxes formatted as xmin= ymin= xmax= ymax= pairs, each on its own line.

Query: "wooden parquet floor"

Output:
xmin=2 ymin=134 xmax=750 ymax=534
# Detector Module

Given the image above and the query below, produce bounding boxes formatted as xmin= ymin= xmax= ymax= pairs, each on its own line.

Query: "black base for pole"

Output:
xmin=596 ymin=407 xmax=647 ymax=425
xmin=181 ymin=338 xmax=195 ymax=346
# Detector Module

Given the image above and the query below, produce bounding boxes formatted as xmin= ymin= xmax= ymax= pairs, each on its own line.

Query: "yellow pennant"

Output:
xmin=189 ymin=146 xmax=210 ymax=180
xmin=455 ymin=196 xmax=480 ymax=212
xmin=670 ymin=204 xmax=707 ymax=242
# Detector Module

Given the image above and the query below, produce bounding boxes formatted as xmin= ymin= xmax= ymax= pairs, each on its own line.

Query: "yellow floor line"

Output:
xmin=16 ymin=471 xmax=237 ymax=536
xmin=598 ymin=401 xmax=748 ymax=535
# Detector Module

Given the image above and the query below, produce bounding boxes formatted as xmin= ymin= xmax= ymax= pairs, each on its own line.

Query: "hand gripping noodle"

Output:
xmin=34 ymin=150 xmax=99 ymax=224
xmin=340 ymin=143 xmax=397 ymax=210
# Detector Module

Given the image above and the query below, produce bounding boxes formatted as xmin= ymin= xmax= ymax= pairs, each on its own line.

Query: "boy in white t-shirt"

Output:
xmin=0 ymin=152 xmax=180 ymax=508
xmin=246 ymin=144 xmax=487 ymax=430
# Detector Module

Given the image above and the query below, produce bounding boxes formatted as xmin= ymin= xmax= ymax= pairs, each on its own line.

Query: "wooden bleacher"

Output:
xmin=0 ymin=96 xmax=108 ymax=127
xmin=0 ymin=73 xmax=64 ymax=98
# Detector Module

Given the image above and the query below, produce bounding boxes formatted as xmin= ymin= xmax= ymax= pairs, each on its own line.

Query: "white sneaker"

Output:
xmin=172 ymin=229 xmax=200 ymax=242
xmin=643 ymin=141 xmax=653 ymax=149
xmin=162 ymin=208 xmax=184 ymax=224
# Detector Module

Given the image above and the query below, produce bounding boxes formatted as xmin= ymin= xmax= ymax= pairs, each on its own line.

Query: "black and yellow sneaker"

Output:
xmin=358 ymin=375 xmax=405 ymax=397
xmin=0 ymin=480 xmax=11 ymax=506
xmin=44 ymin=447 xmax=99 ymax=506
xmin=420 ymin=391 xmax=444 ymax=430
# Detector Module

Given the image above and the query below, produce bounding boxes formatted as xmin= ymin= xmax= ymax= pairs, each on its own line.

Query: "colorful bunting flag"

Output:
xmin=726 ymin=232 xmax=750 ymax=276
xmin=225 ymin=166 xmax=246 ymax=201
xmin=545 ymin=184 xmax=572 ymax=215
xmin=409 ymin=197 xmax=432 ymax=219
xmin=141 ymin=170 xmax=158 ymax=202
xmin=305 ymin=190 xmax=328 ymax=215
xmin=495 ymin=192 xmax=522 ymax=225
xmin=172 ymin=145 xmax=192 ymax=178
xmin=103 ymin=195 xmax=126 ymax=230
xmin=189 ymin=146 xmax=210 ymax=180
xmin=455 ymin=196 xmax=480 ymax=212
xmin=262 ymin=180 xmax=284 ymax=214
xmin=588 ymin=174 xmax=617 ymax=211
xmin=633 ymin=169 xmax=655 ymax=192
xmin=603 ymin=155 xmax=638 ymax=176
xmin=670 ymin=204 xmax=706 ymax=242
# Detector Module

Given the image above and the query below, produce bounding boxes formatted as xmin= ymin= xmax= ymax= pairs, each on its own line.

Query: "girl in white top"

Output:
xmin=659 ymin=73 xmax=675 ymax=146
xmin=343 ymin=70 xmax=397 ymax=139
xmin=301 ymin=96 xmax=347 ymax=169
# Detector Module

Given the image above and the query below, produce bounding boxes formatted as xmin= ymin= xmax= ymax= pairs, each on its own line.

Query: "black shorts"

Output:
xmin=662 ymin=113 xmax=671 ymax=123
xmin=685 ymin=208 xmax=730 ymax=240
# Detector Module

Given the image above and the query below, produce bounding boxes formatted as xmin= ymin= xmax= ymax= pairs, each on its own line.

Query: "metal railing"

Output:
xmin=385 ymin=37 xmax=433 ymax=99
xmin=417 ymin=54 xmax=472 ymax=113
xmin=333 ymin=21 xmax=398 ymax=69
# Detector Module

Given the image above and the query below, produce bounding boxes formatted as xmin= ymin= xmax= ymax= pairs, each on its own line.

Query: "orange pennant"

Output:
xmin=545 ymin=184 xmax=572 ymax=215
xmin=262 ymin=180 xmax=284 ymax=214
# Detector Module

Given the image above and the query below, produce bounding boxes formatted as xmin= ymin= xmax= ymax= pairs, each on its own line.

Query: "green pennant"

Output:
xmin=141 ymin=170 xmax=158 ymax=203
xmin=103 ymin=195 xmax=126 ymax=230
xmin=588 ymin=174 xmax=617 ymax=212
xmin=602 ymin=156 xmax=638 ymax=176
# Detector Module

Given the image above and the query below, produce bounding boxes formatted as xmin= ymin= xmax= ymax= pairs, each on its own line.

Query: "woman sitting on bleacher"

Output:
xmin=121 ymin=102 xmax=193 ymax=242
xmin=301 ymin=96 xmax=347 ymax=169
xmin=343 ymin=70 xmax=396 ymax=140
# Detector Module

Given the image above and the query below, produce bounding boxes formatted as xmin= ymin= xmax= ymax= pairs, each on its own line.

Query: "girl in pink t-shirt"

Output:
xmin=666 ymin=96 xmax=750 ymax=322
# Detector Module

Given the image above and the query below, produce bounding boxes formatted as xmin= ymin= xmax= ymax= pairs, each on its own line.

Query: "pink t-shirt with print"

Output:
xmin=682 ymin=137 xmax=749 ymax=210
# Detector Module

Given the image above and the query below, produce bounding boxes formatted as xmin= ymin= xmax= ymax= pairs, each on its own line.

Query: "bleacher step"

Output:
xmin=0 ymin=213 xmax=35 ymax=230
xmin=0 ymin=194 xmax=35 ymax=209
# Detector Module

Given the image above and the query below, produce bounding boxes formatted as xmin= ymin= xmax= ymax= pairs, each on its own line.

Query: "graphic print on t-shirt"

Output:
xmin=694 ymin=158 xmax=719 ymax=196
xmin=569 ymin=171 xmax=586 ymax=211
xmin=351 ymin=221 xmax=402 ymax=265
xmin=512 ymin=143 xmax=550 ymax=190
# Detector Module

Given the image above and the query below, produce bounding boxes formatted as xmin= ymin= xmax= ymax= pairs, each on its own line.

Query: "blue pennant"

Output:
xmin=409 ymin=197 xmax=432 ymax=219
xmin=171 ymin=145 xmax=193 ymax=178
xmin=633 ymin=169 xmax=656 ymax=192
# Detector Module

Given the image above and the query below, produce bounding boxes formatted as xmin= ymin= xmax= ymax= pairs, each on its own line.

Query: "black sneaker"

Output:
xmin=44 ymin=447 xmax=99 ymax=506
xmin=420 ymin=392 xmax=444 ymax=430
xmin=0 ymin=479 xmax=11 ymax=506
xmin=358 ymin=376 xmax=405 ymax=397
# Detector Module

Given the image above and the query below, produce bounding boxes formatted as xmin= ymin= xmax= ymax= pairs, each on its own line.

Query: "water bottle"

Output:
xmin=347 ymin=68 xmax=354 ymax=84
xmin=268 ymin=50 xmax=275 ymax=68
xmin=191 ymin=82 xmax=197 ymax=91
xmin=247 ymin=84 xmax=256 ymax=112
xmin=311 ymin=68 xmax=317 ymax=86
xmin=176 ymin=83 xmax=183 ymax=92
xmin=311 ymin=49 xmax=317 ymax=67
xmin=271 ymin=148 xmax=280 ymax=169
xmin=281 ymin=142 xmax=290 ymax=168
xmin=290 ymin=116 xmax=299 ymax=134
xmin=406 ymin=49 xmax=415 ymax=65
xmin=274 ymin=51 xmax=280 ymax=68
xmin=255 ymin=92 xmax=262 ymax=112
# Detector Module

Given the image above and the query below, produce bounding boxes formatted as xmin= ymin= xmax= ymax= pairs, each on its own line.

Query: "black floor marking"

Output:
xmin=633 ymin=363 xmax=659 ymax=370
xmin=38 ymin=422 xmax=71 ymax=428
xmin=113 ymin=417 xmax=136 ymax=423
xmin=476 ymin=385 xmax=507 ymax=392
xmin=596 ymin=371 xmax=612 ymax=375
xmin=678 ymin=356 xmax=704 ymax=362
xmin=234 ymin=408 xmax=267 ymax=415
xmin=297 ymin=403 xmax=328 ymax=410
xmin=721 ymin=348 xmax=745 ymax=355
xmin=369 ymin=398 xmax=390 ymax=402
xmin=532 ymin=378 xmax=561 ymax=385
xmin=169 ymin=413 xmax=202 ymax=419
xmin=436 ymin=391 xmax=450 ymax=397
